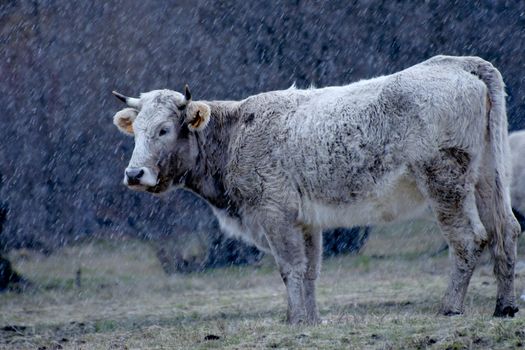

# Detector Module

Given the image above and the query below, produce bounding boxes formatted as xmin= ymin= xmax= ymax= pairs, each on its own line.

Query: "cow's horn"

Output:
xmin=112 ymin=91 xmax=141 ymax=109
xmin=184 ymin=84 xmax=192 ymax=102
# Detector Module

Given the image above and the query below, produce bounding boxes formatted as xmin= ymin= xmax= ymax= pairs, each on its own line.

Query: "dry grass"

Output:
xmin=1 ymin=221 xmax=525 ymax=349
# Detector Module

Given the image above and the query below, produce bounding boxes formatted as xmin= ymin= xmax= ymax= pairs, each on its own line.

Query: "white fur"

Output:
xmin=211 ymin=207 xmax=271 ymax=252
xmin=510 ymin=130 xmax=525 ymax=215
xmin=300 ymin=174 xmax=429 ymax=227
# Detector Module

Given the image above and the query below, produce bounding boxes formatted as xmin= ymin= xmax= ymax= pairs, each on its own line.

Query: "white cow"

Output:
xmin=509 ymin=130 xmax=525 ymax=229
xmin=111 ymin=55 xmax=520 ymax=324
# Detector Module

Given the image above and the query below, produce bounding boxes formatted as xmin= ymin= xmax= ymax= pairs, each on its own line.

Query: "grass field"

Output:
xmin=2 ymin=221 xmax=525 ymax=349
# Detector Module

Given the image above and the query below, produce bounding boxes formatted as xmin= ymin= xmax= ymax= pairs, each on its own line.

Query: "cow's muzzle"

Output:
xmin=123 ymin=167 xmax=158 ymax=188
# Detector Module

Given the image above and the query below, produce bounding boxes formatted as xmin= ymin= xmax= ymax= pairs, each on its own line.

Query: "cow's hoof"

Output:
xmin=493 ymin=305 xmax=519 ymax=318
xmin=441 ymin=309 xmax=463 ymax=316
xmin=306 ymin=315 xmax=321 ymax=326
xmin=287 ymin=318 xmax=305 ymax=326
xmin=286 ymin=313 xmax=307 ymax=325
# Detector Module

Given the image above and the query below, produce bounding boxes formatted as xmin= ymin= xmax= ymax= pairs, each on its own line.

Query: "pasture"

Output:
xmin=2 ymin=221 xmax=525 ymax=349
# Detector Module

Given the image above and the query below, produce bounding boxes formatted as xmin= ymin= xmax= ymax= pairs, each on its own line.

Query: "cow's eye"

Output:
xmin=159 ymin=128 xmax=169 ymax=136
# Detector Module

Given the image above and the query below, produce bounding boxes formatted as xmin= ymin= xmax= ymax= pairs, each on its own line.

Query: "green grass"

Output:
xmin=1 ymin=221 xmax=524 ymax=349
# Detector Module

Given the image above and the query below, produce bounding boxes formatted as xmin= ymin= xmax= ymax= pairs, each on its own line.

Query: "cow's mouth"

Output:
xmin=125 ymin=182 xmax=169 ymax=194
xmin=126 ymin=183 xmax=151 ymax=192
xmin=124 ymin=156 xmax=179 ymax=194
xmin=144 ymin=177 xmax=173 ymax=194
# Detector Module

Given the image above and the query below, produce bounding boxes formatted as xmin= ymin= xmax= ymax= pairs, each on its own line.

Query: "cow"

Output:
xmin=509 ymin=130 xmax=525 ymax=231
xmin=111 ymin=55 xmax=520 ymax=324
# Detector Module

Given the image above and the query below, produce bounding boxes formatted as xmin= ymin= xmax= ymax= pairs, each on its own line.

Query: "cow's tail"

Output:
xmin=457 ymin=56 xmax=520 ymax=315
xmin=465 ymin=58 xmax=515 ymax=249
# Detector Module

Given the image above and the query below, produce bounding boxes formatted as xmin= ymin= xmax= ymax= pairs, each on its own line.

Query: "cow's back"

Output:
xmin=226 ymin=56 xmax=490 ymax=227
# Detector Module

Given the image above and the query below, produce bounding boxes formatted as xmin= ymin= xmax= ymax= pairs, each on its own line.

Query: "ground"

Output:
xmin=1 ymin=221 xmax=525 ymax=350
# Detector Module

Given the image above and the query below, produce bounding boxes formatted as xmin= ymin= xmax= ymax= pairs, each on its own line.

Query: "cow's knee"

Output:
xmin=507 ymin=214 xmax=521 ymax=241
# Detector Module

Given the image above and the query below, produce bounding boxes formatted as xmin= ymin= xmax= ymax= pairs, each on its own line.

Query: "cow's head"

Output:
xmin=112 ymin=86 xmax=211 ymax=193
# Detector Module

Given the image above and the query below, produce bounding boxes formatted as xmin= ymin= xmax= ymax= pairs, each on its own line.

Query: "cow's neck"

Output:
xmin=183 ymin=100 xmax=241 ymax=211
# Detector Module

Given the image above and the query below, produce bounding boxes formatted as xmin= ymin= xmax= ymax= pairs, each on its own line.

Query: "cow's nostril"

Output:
xmin=126 ymin=168 xmax=145 ymax=183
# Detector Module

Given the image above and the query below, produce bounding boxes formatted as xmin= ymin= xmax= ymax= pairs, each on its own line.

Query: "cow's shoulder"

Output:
xmin=239 ymin=88 xmax=306 ymax=117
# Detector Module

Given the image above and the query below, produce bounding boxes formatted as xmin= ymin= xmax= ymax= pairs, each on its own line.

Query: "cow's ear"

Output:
xmin=186 ymin=102 xmax=211 ymax=131
xmin=113 ymin=108 xmax=138 ymax=135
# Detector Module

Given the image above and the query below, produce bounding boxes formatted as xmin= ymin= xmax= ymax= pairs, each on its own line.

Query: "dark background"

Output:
xmin=0 ymin=0 xmax=524 ymax=252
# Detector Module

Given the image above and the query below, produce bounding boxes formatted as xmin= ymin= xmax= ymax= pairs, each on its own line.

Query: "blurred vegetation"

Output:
xmin=0 ymin=1 xmax=523 ymax=264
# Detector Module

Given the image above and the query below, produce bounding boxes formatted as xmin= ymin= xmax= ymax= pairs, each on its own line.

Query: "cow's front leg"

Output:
xmin=280 ymin=262 xmax=306 ymax=325
xmin=303 ymin=226 xmax=322 ymax=325
xmin=262 ymin=216 xmax=307 ymax=324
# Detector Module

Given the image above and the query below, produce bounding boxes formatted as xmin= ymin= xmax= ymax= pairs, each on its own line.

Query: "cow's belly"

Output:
xmin=300 ymin=175 xmax=430 ymax=228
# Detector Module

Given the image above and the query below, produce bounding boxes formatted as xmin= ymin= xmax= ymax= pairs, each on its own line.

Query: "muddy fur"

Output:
xmin=112 ymin=55 xmax=520 ymax=324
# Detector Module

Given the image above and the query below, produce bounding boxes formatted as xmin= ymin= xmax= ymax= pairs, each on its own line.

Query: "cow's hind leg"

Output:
xmin=303 ymin=226 xmax=322 ymax=324
xmin=437 ymin=191 xmax=487 ymax=315
xmin=415 ymin=148 xmax=488 ymax=315
xmin=476 ymin=174 xmax=521 ymax=317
